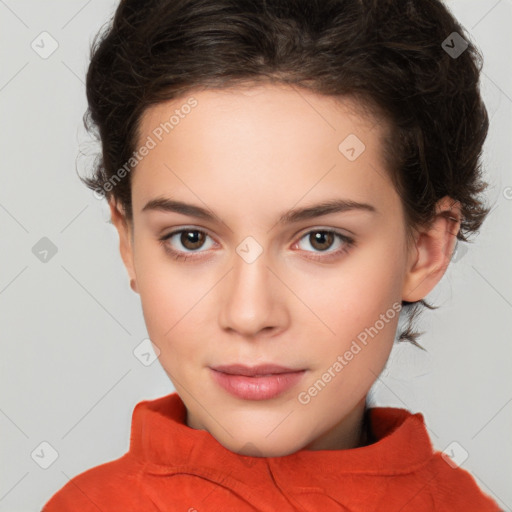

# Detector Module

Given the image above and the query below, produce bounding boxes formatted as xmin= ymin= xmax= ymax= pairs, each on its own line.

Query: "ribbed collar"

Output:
xmin=129 ymin=392 xmax=434 ymax=485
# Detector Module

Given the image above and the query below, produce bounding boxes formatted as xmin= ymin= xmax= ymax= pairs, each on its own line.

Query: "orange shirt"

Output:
xmin=42 ymin=392 xmax=500 ymax=511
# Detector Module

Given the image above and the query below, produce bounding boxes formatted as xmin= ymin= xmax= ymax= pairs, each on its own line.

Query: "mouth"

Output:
xmin=209 ymin=364 xmax=307 ymax=400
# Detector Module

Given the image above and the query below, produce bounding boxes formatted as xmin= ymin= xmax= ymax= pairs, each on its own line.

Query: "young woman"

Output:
xmin=43 ymin=0 xmax=500 ymax=510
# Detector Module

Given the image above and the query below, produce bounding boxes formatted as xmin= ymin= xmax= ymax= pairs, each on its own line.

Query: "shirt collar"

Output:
xmin=129 ymin=392 xmax=434 ymax=479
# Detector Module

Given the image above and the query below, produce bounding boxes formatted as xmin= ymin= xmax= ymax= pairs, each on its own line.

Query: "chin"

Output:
xmin=213 ymin=427 xmax=308 ymax=458
xmin=232 ymin=441 xmax=302 ymax=458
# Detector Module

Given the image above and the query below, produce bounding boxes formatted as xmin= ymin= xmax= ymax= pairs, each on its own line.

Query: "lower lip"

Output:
xmin=210 ymin=368 xmax=306 ymax=400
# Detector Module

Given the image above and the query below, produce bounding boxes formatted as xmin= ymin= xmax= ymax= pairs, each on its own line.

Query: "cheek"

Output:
xmin=133 ymin=242 xmax=205 ymax=348
xmin=295 ymin=261 xmax=402 ymax=412
xmin=137 ymin=270 xmax=212 ymax=383
xmin=296 ymin=238 xmax=405 ymax=341
xmin=289 ymin=237 xmax=406 ymax=397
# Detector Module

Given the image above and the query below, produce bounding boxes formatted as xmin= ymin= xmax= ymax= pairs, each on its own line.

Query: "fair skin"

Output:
xmin=109 ymin=83 xmax=461 ymax=457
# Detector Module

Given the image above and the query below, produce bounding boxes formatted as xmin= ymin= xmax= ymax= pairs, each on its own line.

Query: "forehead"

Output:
xmin=139 ymin=83 xmax=379 ymax=143
xmin=132 ymin=84 xmax=397 ymax=218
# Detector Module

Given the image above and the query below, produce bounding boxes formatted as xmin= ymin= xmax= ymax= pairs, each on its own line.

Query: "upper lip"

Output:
xmin=211 ymin=364 xmax=305 ymax=377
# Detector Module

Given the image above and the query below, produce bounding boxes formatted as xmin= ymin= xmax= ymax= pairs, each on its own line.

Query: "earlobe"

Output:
xmin=108 ymin=199 xmax=138 ymax=294
xmin=401 ymin=196 xmax=461 ymax=303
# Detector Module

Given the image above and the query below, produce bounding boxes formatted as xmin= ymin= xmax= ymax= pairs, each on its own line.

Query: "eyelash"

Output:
xmin=158 ymin=228 xmax=355 ymax=263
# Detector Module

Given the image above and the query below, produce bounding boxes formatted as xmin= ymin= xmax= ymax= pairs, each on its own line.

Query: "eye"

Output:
xmin=158 ymin=228 xmax=216 ymax=261
xmin=294 ymin=229 xmax=355 ymax=261
xmin=158 ymin=227 xmax=355 ymax=263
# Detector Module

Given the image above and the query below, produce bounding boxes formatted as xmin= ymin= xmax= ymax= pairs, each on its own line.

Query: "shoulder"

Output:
xmin=41 ymin=393 xmax=184 ymax=511
xmin=367 ymin=408 xmax=501 ymax=511
xmin=41 ymin=453 xmax=156 ymax=512
xmin=419 ymin=452 xmax=501 ymax=511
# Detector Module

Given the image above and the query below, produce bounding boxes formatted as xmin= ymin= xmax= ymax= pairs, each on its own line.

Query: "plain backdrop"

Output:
xmin=1 ymin=0 xmax=511 ymax=510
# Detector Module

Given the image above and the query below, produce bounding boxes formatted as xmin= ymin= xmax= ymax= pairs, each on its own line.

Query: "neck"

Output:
xmin=303 ymin=398 xmax=369 ymax=451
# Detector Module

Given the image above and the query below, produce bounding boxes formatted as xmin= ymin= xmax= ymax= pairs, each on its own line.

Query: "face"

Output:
xmin=111 ymin=83 xmax=456 ymax=456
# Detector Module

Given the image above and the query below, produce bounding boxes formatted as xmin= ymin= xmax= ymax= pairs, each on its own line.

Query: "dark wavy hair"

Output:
xmin=81 ymin=0 xmax=490 ymax=346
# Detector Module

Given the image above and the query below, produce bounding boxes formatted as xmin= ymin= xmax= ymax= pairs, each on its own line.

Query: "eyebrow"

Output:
xmin=141 ymin=197 xmax=377 ymax=224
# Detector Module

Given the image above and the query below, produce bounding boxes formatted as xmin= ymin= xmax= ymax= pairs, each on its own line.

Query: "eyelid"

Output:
xmin=293 ymin=225 xmax=353 ymax=241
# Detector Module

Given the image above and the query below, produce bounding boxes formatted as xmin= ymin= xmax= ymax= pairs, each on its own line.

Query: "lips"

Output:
xmin=210 ymin=364 xmax=306 ymax=400
xmin=211 ymin=364 xmax=303 ymax=377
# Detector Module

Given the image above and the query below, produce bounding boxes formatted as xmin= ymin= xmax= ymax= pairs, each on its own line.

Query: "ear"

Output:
xmin=108 ymin=198 xmax=138 ymax=294
xmin=402 ymin=196 xmax=461 ymax=302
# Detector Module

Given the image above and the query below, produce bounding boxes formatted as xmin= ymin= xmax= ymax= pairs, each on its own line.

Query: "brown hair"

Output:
xmin=81 ymin=0 xmax=490 ymax=346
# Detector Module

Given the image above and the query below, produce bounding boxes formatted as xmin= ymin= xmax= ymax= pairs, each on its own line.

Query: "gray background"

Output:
xmin=1 ymin=0 xmax=511 ymax=510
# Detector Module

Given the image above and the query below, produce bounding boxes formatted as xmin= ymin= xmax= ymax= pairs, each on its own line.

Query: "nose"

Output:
xmin=218 ymin=246 xmax=289 ymax=338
